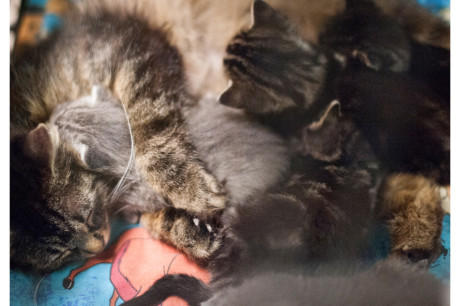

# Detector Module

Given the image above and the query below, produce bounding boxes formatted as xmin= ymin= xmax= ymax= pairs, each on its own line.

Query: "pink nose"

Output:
xmin=81 ymin=228 xmax=110 ymax=256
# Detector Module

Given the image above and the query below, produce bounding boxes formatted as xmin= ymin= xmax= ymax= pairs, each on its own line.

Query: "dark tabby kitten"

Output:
xmin=10 ymin=2 xmax=227 ymax=272
xmin=219 ymin=0 xmax=330 ymax=135
xmin=220 ymin=0 xmax=449 ymax=264
xmin=320 ymin=0 xmax=450 ymax=103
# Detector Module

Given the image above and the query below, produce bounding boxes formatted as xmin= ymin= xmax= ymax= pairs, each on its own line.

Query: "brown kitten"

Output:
xmin=10 ymin=2 xmax=226 ymax=273
xmin=376 ymin=173 xmax=447 ymax=265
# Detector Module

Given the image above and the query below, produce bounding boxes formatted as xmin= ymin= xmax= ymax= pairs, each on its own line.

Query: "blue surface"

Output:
xmin=368 ymin=215 xmax=450 ymax=281
xmin=430 ymin=214 xmax=450 ymax=280
xmin=10 ymin=220 xmax=140 ymax=306
xmin=417 ymin=0 xmax=450 ymax=12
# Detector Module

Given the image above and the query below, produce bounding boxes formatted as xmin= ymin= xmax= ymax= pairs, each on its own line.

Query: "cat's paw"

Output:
xmin=195 ymin=171 xmax=228 ymax=214
xmin=140 ymin=208 xmax=222 ymax=266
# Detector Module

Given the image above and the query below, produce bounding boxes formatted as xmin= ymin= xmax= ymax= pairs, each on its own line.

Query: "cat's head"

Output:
xmin=319 ymin=0 xmax=410 ymax=72
xmin=219 ymin=0 xmax=328 ymax=115
xmin=10 ymin=123 xmax=114 ymax=273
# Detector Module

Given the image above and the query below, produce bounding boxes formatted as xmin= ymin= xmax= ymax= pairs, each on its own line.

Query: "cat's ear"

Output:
xmin=24 ymin=123 xmax=59 ymax=169
xmin=308 ymin=100 xmax=341 ymax=131
xmin=91 ymin=85 xmax=110 ymax=105
xmin=218 ymin=81 xmax=246 ymax=109
xmin=250 ymin=0 xmax=291 ymax=32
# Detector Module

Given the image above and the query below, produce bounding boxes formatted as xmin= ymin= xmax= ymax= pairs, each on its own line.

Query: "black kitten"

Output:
xmin=320 ymin=0 xmax=411 ymax=72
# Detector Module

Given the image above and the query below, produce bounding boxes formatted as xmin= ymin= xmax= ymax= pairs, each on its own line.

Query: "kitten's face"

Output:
xmin=220 ymin=0 xmax=327 ymax=115
xmin=10 ymin=124 xmax=112 ymax=273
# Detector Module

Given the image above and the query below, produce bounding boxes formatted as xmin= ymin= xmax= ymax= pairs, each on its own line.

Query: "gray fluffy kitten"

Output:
xmin=184 ymin=96 xmax=291 ymax=205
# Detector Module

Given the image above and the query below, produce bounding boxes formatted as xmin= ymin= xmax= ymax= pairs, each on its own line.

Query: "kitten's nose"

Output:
xmin=81 ymin=229 xmax=110 ymax=257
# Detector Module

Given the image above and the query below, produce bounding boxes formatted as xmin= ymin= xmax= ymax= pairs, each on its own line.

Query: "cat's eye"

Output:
xmin=85 ymin=209 xmax=96 ymax=229
xmin=55 ymin=249 xmax=72 ymax=262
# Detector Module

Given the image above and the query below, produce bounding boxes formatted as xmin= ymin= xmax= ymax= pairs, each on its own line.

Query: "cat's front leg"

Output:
xmin=140 ymin=207 xmax=222 ymax=265
xmin=129 ymin=98 xmax=227 ymax=217
xmin=115 ymin=86 xmax=227 ymax=218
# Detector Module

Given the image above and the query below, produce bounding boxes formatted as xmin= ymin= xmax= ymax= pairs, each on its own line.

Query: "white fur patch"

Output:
xmin=76 ymin=143 xmax=88 ymax=163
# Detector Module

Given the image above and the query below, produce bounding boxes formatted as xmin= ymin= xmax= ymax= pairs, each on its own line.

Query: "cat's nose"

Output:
xmin=81 ymin=229 xmax=109 ymax=257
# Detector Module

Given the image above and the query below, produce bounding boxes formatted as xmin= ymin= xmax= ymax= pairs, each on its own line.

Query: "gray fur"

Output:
xmin=184 ymin=96 xmax=290 ymax=205
xmin=204 ymin=260 xmax=449 ymax=306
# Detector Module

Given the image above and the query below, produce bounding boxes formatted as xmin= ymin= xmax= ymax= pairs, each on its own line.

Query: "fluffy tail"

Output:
xmin=121 ymin=274 xmax=212 ymax=306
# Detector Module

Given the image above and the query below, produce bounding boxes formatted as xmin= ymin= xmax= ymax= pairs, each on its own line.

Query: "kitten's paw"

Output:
xmin=169 ymin=166 xmax=227 ymax=218
xmin=377 ymin=173 xmax=445 ymax=265
xmin=140 ymin=208 xmax=222 ymax=266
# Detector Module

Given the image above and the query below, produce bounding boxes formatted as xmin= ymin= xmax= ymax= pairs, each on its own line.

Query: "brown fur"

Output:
xmin=376 ymin=173 xmax=446 ymax=264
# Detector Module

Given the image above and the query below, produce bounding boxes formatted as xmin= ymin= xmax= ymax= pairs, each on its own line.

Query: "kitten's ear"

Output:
xmin=24 ymin=123 xmax=58 ymax=169
xmin=91 ymin=85 xmax=110 ymax=105
xmin=251 ymin=0 xmax=291 ymax=32
xmin=308 ymin=100 xmax=341 ymax=131
xmin=218 ymin=81 xmax=246 ymax=109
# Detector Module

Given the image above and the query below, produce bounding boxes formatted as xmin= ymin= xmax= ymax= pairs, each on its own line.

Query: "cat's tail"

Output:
xmin=120 ymin=274 xmax=212 ymax=306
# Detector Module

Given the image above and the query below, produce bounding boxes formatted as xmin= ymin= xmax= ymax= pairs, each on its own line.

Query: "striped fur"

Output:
xmin=220 ymin=0 xmax=328 ymax=115
xmin=10 ymin=124 xmax=112 ymax=272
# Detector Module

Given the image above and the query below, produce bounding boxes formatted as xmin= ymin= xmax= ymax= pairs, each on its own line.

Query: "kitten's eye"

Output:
xmin=55 ymin=249 xmax=72 ymax=262
xmin=85 ymin=209 xmax=96 ymax=229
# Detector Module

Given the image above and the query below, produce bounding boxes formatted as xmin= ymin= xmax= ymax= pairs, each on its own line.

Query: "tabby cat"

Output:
xmin=10 ymin=1 xmax=227 ymax=272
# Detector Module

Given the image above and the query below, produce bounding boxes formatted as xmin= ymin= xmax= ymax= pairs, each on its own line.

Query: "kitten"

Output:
xmin=183 ymin=95 xmax=291 ymax=206
xmin=207 ymin=163 xmax=374 ymax=290
xmin=219 ymin=0 xmax=333 ymax=136
xmin=319 ymin=0 xmax=450 ymax=101
xmin=10 ymin=2 xmax=227 ymax=273
xmin=319 ymin=0 xmax=411 ymax=72
xmin=10 ymin=123 xmax=114 ymax=272
xmin=334 ymin=69 xmax=450 ymax=185
xmin=122 ymin=260 xmax=449 ymax=306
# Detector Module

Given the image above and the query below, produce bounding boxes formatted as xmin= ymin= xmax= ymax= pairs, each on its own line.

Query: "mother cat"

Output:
xmin=10 ymin=0 xmax=228 ymax=272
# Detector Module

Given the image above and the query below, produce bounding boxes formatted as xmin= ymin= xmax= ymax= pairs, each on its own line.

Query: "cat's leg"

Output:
xmin=139 ymin=208 xmax=221 ymax=265
xmin=112 ymin=62 xmax=227 ymax=219
xmin=375 ymin=173 xmax=447 ymax=265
